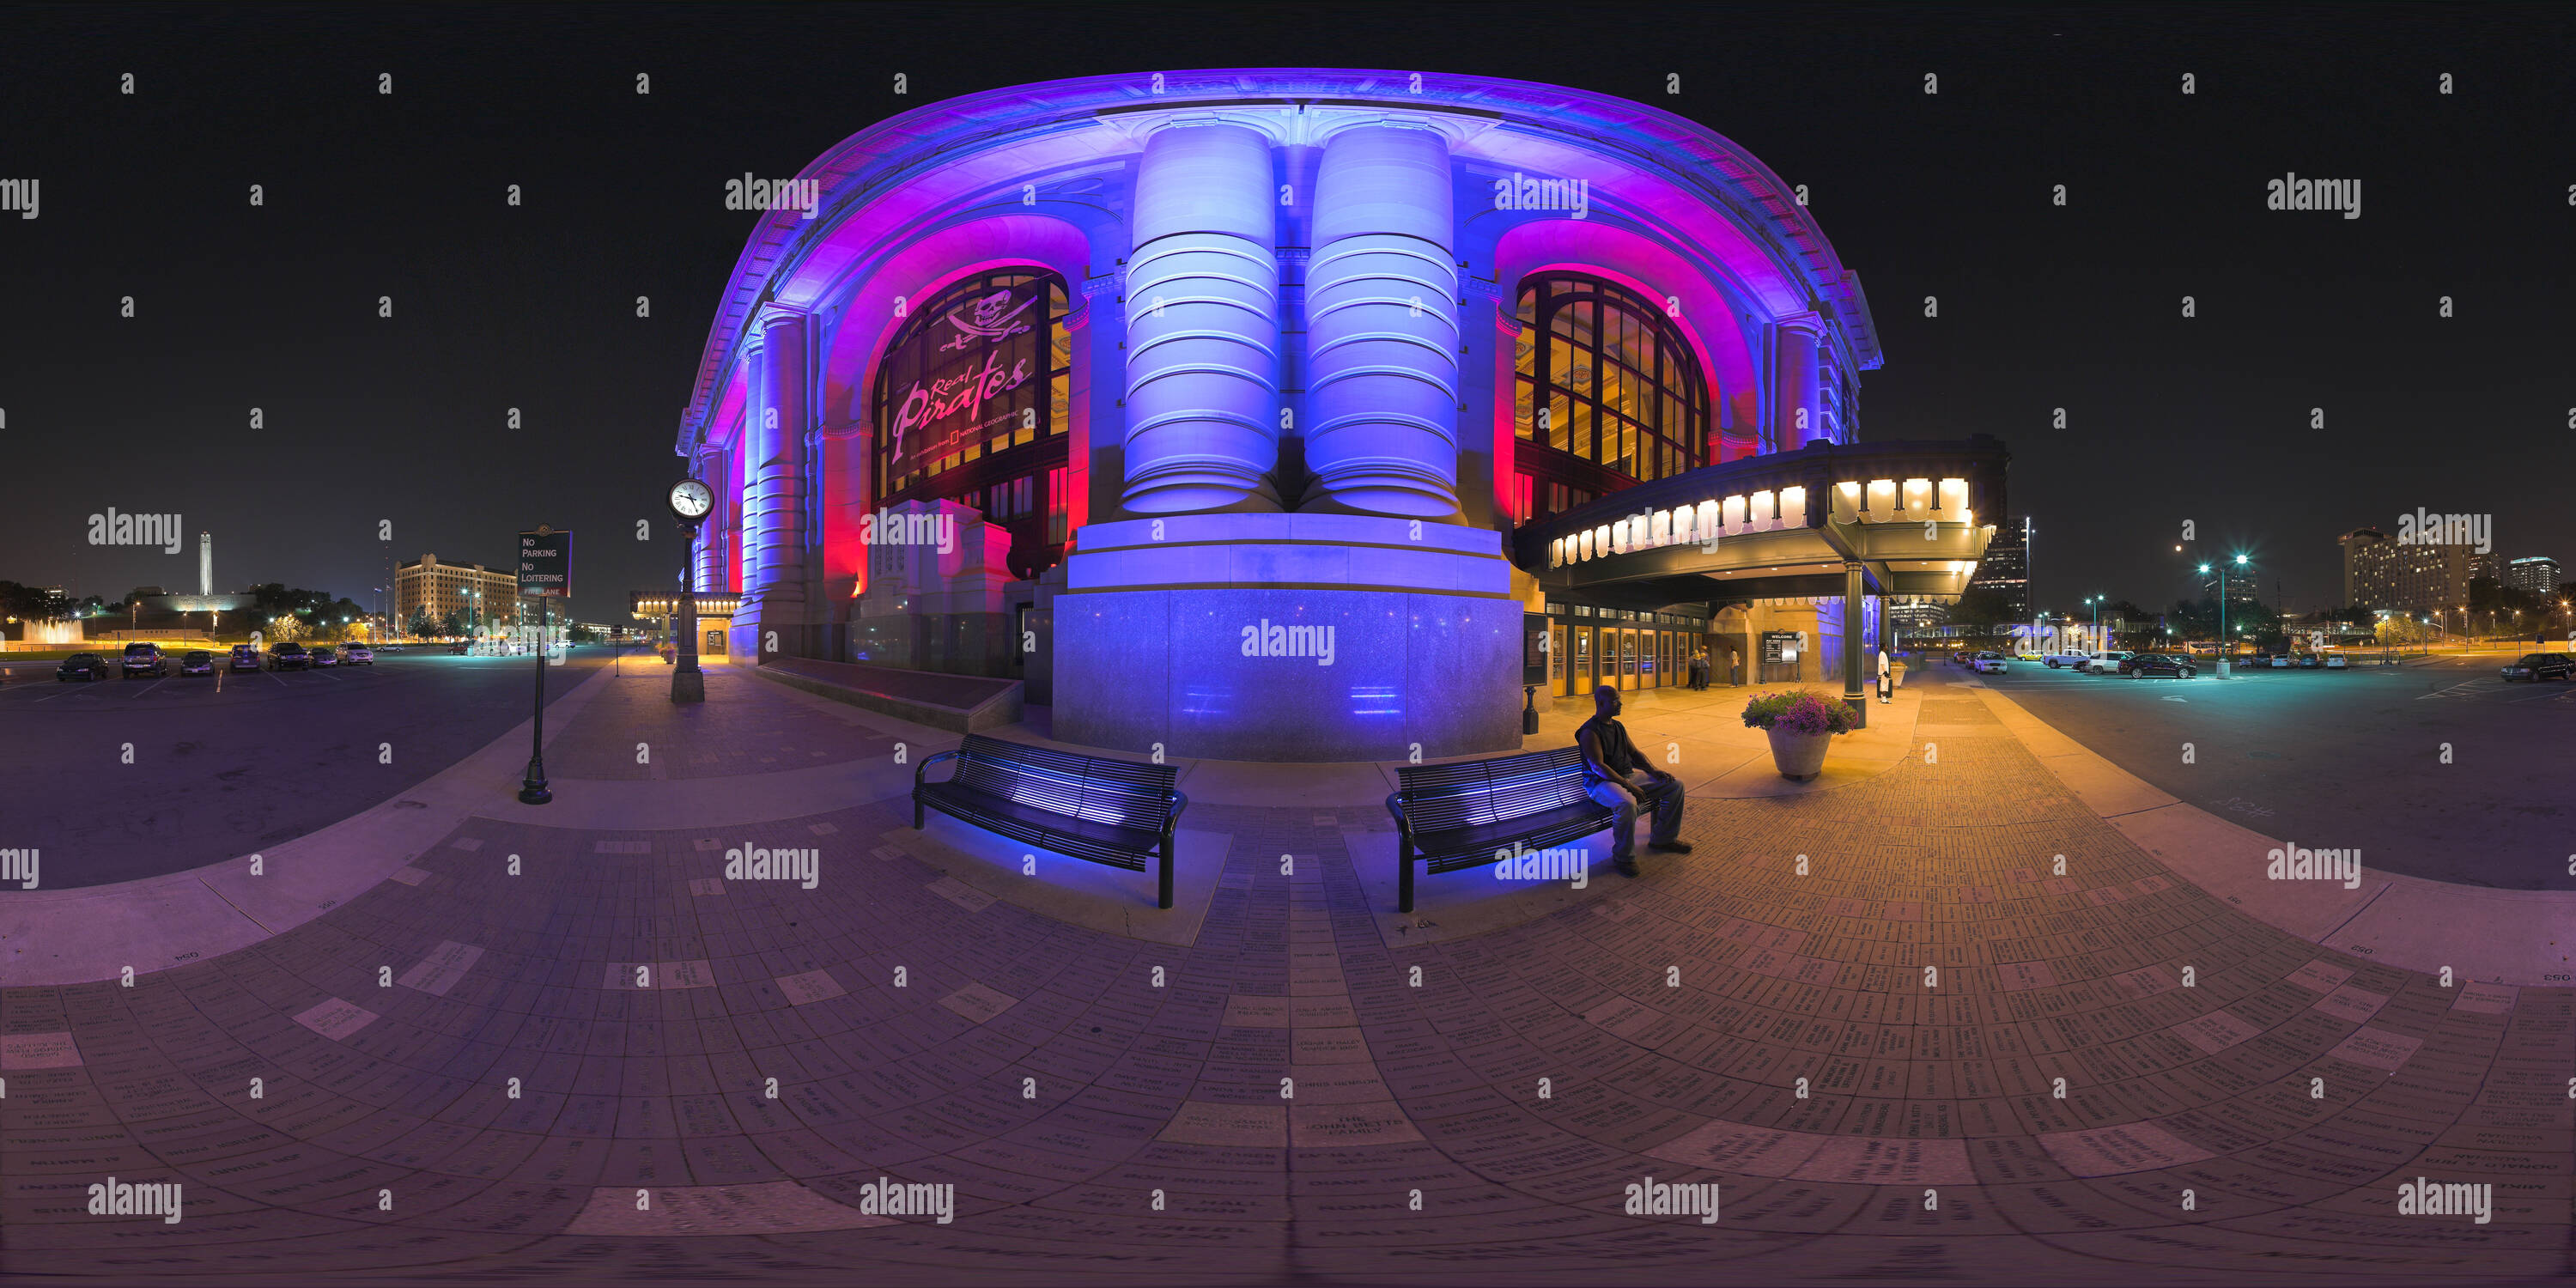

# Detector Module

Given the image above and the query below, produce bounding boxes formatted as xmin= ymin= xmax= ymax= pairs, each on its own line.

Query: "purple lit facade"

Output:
xmin=675 ymin=70 xmax=1893 ymax=761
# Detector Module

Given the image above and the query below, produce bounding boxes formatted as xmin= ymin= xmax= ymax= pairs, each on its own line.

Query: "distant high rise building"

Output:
xmin=2468 ymin=551 xmax=2504 ymax=586
xmin=2341 ymin=526 xmax=2473 ymax=612
xmin=198 ymin=532 xmax=212 ymax=596
xmin=1967 ymin=515 xmax=2027 ymax=623
xmin=395 ymin=554 xmax=522 ymax=636
xmin=1884 ymin=599 xmax=1950 ymax=639
xmin=2199 ymin=568 xmax=2263 ymax=608
xmin=2507 ymin=556 xmax=2559 ymax=597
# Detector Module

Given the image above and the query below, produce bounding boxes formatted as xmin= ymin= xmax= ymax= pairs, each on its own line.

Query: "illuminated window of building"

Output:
xmin=1512 ymin=274 xmax=1710 ymax=523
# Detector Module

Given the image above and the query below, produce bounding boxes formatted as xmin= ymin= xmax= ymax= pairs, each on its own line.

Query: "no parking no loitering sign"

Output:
xmin=519 ymin=526 xmax=571 ymax=598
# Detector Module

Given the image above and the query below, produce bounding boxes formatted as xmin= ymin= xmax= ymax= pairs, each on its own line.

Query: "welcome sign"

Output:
xmin=885 ymin=280 xmax=1046 ymax=472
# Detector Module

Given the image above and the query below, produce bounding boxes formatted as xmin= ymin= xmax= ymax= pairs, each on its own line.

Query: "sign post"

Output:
xmin=516 ymin=526 xmax=571 ymax=805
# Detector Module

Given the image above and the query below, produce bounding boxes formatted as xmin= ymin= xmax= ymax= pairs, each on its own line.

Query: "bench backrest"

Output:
xmin=952 ymin=733 xmax=1178 ymax=832
xmin=1395 ymin=746 xmax=1595 ymax=834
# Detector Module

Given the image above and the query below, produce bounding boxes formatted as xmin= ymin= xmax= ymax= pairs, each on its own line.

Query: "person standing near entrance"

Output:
xmin=1728 ymin=647 xmax=1742 ymax=687
xmin=1577 ymin=684 xmax=1689 ymax=878
xmin=1876 ymin=646 xmax=1893 ymax=703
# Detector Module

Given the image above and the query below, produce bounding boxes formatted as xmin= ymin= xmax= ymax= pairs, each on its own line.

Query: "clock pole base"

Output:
xmin=671 ymin=670 xmax=705 ymax=704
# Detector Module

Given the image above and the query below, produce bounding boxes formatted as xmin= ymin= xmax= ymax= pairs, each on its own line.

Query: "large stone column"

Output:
xmin=1303 ymin=125 xmax=1460 ymax=517
xmin=692 ymin=447 xmax=726 ymax=593
xmin=1773 ymin=311 xmax=1823 ymax=452
xmin=1121 ymin=125 xmax=1282 ymax=514
xmin=742 ymin=307 xmax=811 ymax=659
xmin=1057 ymin=116 xmax=1513 ymax=762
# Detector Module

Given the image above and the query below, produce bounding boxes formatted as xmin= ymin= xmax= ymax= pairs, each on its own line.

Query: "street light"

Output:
xmin=2198 ymin=552 xmax=2251 ymax=676
xmin=2083 ymin=594 xmax=2105 ymax=652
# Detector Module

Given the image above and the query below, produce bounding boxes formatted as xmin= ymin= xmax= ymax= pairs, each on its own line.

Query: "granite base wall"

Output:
xmin=1054 ymin=587 xmax=1521 ymax=762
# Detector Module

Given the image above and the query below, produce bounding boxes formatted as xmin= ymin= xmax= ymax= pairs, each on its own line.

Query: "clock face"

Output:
xmin=669 ymin=479 xmax=713 ymax=519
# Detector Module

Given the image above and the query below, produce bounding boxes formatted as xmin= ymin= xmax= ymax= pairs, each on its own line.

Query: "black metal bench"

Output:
xmin=1386 ymin=746 xmax=1616 ymax=913
xmin=914 ymin=733 xmax=1188 ymax=908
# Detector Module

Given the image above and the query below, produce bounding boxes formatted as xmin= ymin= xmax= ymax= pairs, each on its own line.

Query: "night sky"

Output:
xmin=5 ymin=2 xmax=2572 ymax=623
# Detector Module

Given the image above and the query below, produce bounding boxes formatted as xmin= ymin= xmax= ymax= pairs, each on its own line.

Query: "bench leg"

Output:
xmin=913 ymin=793 xmax=924 ymax=829
xmin=1398 ymin=839 xmax=1415 ymax=914
xmin=1157 ymin=835 xmax=1175 ymax=910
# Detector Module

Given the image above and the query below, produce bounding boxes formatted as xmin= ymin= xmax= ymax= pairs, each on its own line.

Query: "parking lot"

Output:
xmin=0 ymin=647 xmax=614 ymax=889
xmin=1956 ymin=648 xmax=2576 ymax=890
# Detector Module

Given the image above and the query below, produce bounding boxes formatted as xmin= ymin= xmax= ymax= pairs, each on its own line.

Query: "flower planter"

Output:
xmin=1765 ymin=726 xmax=1832 ymax=781
xmin=1743 ymin=689 xmax=1858 ymax=781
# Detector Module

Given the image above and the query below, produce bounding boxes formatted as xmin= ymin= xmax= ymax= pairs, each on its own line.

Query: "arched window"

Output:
xmin=871 ymin=270 xmax=1073 ymax=576
xmin=1512 ymin=274 xmax=1710 ymax=517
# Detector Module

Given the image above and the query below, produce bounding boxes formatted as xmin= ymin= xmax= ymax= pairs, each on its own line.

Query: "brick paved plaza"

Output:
xmin=2 ymin=664 xmax=2567 ymax=1285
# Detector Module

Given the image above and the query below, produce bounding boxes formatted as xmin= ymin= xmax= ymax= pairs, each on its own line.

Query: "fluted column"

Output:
xmin=692 ymin=447 xmax=726 ymax=593
xmin=1304 ymin=125 xmax=1461 ymax=517
xmin=1773 ymin=311 xmax=1823 ymax=452
xmin=745 ymin=307 xmax=811 ymax=652
xmin=1121 ymin=125 xmax=1282 ymax=513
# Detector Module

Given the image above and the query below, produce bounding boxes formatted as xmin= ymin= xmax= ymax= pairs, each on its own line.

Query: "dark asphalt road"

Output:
xmin=0 ymin=647 xmax=621 ymax=890
xmin=1961 ymin=651 xmax=2576 ymax=890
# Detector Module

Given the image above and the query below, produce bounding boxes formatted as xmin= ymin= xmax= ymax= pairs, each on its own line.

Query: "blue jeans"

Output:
xmin=1588 ymin=770 xmax=1685 ymax=858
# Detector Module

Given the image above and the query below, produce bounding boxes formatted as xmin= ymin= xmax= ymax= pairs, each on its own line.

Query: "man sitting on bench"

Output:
xmin=1576 ymin=683 xmax=1690 ymax=878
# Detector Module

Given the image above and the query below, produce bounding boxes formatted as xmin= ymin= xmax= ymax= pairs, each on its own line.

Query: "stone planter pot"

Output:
xmin=1765 ymin=726 xmax=1833 ymax=781
xmin=1891 ymin=664 xmax=1906 ymax=688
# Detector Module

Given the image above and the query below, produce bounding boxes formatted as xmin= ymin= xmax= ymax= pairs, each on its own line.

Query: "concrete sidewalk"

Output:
xmin=2 ymin=655 xmax=2563 ymax=1285
xmin=11 ymin=658 xmax=2560 ymax=987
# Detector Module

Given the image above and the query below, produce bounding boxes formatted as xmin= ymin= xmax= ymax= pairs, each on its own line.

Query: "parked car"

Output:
xmin=451 ymin=641 xmax=470 ymax=654
xmin=1971 ymin=652 xmax=2011 ymax=674
xmin=179 ymin=650 xmax=215 ymax=676
xmin=2014 ymin=649 xmax=2043 ymax=661
xmin=121 ymin=641 xmax=169 ymax=677
xmin=1953 ymin=649 xmax=1977 ymax=665
xmin=2082 ymin=651 xmax=2134 ymax=674
xmin=2268 ymin=653 xmax=2292 ymax=669
xmin=2043 ymin=648 xmax=2091 ymax=669
xmin=57 ymin=652 xmax=113 ymax=682
xmin=343 ymin=645 xmax=374 ymax=665
xmin=2324 ymin=652 xmax=2349 ymax=670
xmin=2294 ymin=653 xmax=2322 ymax=669
xmin=309 ymin=646 xmax=339 ymax=667
xmin=2501 ymin=653 xmax=2573 ymax=682
xmin=230 ymin=643 xmax=264 ymax=671
xmin=2126 ymin=652 xmax=2197 ymax=678
xmin=270 ymin=642 xmax=311 ymax=671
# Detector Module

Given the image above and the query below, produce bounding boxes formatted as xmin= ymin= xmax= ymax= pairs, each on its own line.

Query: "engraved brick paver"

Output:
xmin=1 ymin=678 xmax=2566 ymax=1284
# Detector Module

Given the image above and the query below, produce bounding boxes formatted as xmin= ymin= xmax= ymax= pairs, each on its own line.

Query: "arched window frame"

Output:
xmin=1511 ymin=273 xmax=1711 ymax=518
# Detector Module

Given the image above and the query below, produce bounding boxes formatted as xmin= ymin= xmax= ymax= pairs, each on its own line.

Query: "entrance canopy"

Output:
xmin=1516 ymin=436 xmax=2008 ymax=614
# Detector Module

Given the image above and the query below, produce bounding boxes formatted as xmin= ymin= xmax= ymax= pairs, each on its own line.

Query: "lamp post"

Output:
xmin=2199 ymin=553 xmax=2250 ymax=676
xmin=667 ymin=479 xmax=714 ymax=704
xmin=2083 ymin=595 xmax=2104 ymax=653
xmin=2025 ymin=517 xmax=2036 ymax=643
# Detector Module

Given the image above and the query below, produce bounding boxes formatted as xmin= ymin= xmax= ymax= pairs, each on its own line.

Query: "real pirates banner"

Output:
xmin=886 ymin=281 xmax=1045 ymax=472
